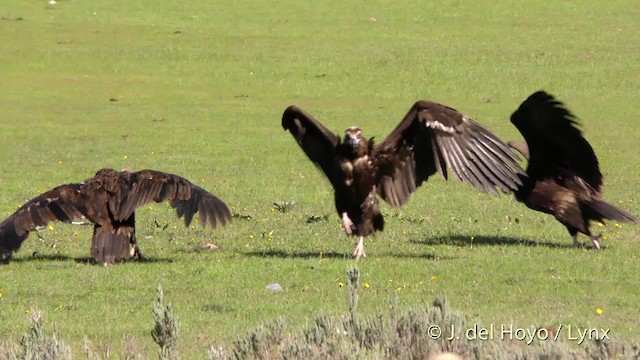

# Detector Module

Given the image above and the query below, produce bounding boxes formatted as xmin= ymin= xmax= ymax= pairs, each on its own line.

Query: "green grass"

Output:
xmin=1 ymin=0 xmax=639 ymax=357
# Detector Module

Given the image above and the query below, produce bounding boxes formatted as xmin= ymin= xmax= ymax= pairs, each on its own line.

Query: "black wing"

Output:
xmin=282 ymin=105 xmax=341 ymax=187
xmin=375 ymin=100 xmax=525 ymax=207
xmin=0 ymin=183 xmax=87 ymax=253
xmin=510 ymin=90 xmax=602 ymax=192
xmin=102 ymin=169 xmax=231 ymax=229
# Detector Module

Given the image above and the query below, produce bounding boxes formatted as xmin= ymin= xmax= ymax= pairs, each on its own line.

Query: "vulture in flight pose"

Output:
xmin=508 ymin=91 xmax=636 ymax=249
xmin=282 ymin=100 xmax=525 ymax=259
xmin=0 ymin=168 xmax=231 ymax=264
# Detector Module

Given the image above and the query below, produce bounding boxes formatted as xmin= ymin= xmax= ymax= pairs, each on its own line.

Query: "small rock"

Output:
xmin=428 ymin=353 xmax=463 ymax=360
xmin=266 ymin=283 xmax=283 ymax=292
xmin=201 ymin=243 xmax=219 ymax=250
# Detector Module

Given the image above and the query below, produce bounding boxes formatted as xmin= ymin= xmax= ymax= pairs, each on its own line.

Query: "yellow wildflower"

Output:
xmin=338 ymin=282 xmax=344 ymax=287
xmin=595 ymin=308 xmax=603 ymax=315
xmin=431 ymin=275 xmax=438 ymax=281
xmin=249 ymin=235 xmax=254 ymax=239
xmin=48 ymin=225 xmax=55 ymax=231
xmin=364 ymin=283 xmax=370 ymax=288
xmin=0 ymin=289 xmax=3 ymax=299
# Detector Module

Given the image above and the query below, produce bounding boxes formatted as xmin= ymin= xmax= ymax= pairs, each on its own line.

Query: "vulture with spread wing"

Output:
xmin=508 ymin=91 xmax=636 ymax=249
xmin=282 ymin=100 xmax=525 ymax=258
xmin=0 ymin=168 xmax=231 ymax=264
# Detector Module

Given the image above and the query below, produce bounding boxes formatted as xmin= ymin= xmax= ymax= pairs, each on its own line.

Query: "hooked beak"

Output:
xmin=346 ymin=134 xmax=362 ymax=147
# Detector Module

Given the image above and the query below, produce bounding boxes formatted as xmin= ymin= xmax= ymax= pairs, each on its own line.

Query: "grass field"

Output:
xmin=1 ymin=0 xmax=639 ymax=357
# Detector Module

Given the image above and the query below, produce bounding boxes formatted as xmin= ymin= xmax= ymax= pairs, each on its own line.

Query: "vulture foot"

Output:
xmin=0 ymin=250 xmax=12 ymax=264
xmin=590 ymin=234 xmax=602 ymax=250
xmin=571 ymin=235 xmax=583 ymax=249
xmin=131 ymin=244 xmax=143 ymax=260
xmin=353 ymin=236 xmax=366 ymax=260
xmin=341 ymin=212 xmax=355 ymax=235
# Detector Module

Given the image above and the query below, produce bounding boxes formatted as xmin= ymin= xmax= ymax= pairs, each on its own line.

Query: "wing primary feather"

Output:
xmin=441 ymin=136 xmax=476 ymax=186
xmin=430 ymin=135 xmax=448 ymax=179
xmin=467 ymin=138 xmax=519 ymax=192
xmin=435 ymin=136 xmax=464 ymax=182
xmin=471 ymin=127 xmax=523 ymax=169
xmin=469 ymin=135 xmax=523 ymax=188
xmin=445 ymin=135 xmax=487 ymax=191
xmin=451 ymin=136 xmax=498 ymax=193
xmin=469 ymin=147 xmax=513 ymax=193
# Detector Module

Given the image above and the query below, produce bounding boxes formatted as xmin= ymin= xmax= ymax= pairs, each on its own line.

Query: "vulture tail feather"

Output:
xmin=588 ymin=200 xmax=637 ymax=223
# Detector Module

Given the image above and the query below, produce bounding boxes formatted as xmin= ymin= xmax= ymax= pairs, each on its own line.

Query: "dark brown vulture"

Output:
xmin=508 ymin=91 xmax=637 ymax=249
xmin=282 ymin=101 xmax=526 ymax=258
xmin=0 ymin=168 xmax=231 ymax=264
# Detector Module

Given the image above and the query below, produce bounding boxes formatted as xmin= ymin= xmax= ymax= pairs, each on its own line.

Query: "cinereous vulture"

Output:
xmin=508 ymin=91 xmax=637 ymax=249
xmin=0 ymin=168 xmax=231 ymax=264
xmin=282 ymin=100 xmax=526 ymax=258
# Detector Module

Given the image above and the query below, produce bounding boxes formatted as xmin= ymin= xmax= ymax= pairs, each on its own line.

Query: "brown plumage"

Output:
xmin=0 ymin=168 xmax=231 ymax=264
xmin=282 ymin=100 xmax=525 ymax=258
xmin=509 ymin=91 xmax=637 ymax=249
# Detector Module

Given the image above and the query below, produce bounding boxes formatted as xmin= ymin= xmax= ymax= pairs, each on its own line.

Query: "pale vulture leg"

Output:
xmin=590 ymin=234 xmax=602 ymax=250
xmin=571 ymin=234 xmax=582 ymax=248
xmin=131 ymin=244 xmax=143 ymax=259
xmin=341 ymin=212 xmax=354 ymax=235
xmin=353 ymin=236 xmax=366 ymax=259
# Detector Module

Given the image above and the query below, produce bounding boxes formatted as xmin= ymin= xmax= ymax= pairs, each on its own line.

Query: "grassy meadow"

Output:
xmin=1 ymin=0 xmax=639 ymax=357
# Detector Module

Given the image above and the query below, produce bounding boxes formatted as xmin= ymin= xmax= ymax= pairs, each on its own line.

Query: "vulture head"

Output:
xmin=344 ymin=126 xmax=374 ymax=157
xmin=344 ymin=126 xmax=364 ymax=147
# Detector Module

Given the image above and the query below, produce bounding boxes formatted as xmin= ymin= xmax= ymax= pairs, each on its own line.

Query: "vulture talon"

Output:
xmin=353 ymin=237 xmax=366 ymax=260
xmin=341 ymin=212 xmax=354 ymax=235
xmin=590 ymin=234 xmax=602 ymax=250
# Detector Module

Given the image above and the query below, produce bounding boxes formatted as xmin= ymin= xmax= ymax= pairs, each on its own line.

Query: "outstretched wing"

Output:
xmin=282 ymin=105 xmax=341 ymax=186
xmin=107 ymin=170 xmax=231 ymax=229
xmin=0 ymin=184 xmax=87 ymax=253
xmin=375 ymin=100 xmax=525 ymax=207
xmin=510 ymin=90 xmax=602 ymax=192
